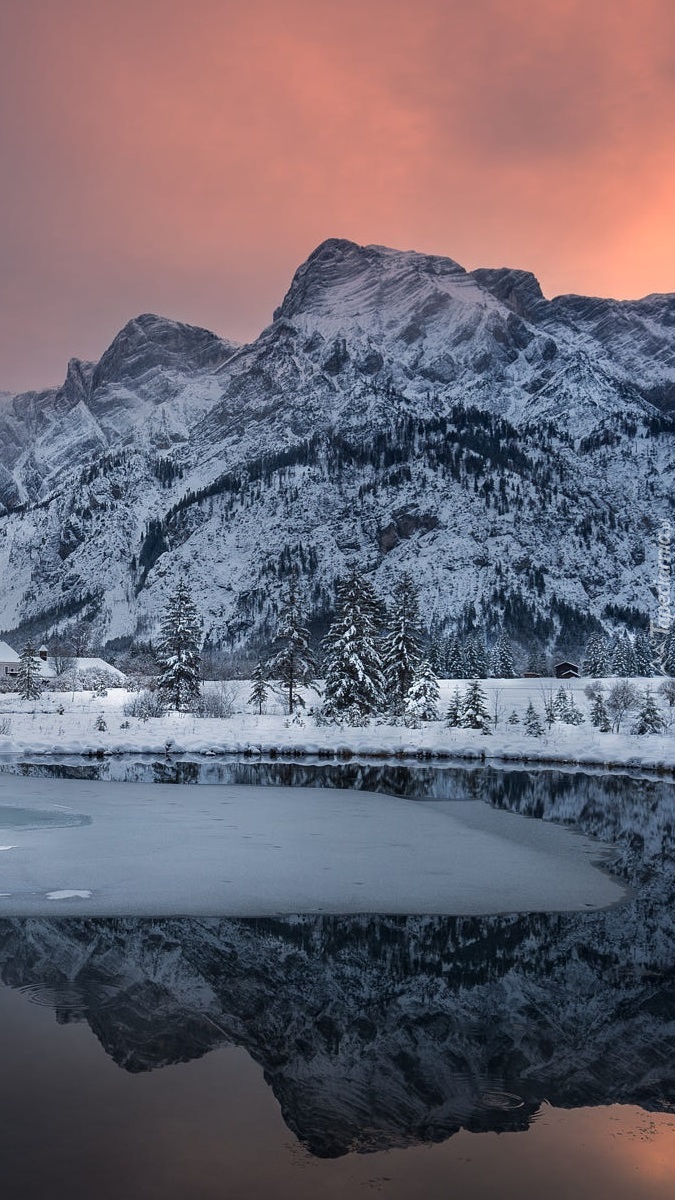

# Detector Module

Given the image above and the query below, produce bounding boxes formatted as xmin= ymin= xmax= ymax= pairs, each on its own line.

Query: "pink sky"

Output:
xmin=1 ymin=0 xmax=674 ymax=391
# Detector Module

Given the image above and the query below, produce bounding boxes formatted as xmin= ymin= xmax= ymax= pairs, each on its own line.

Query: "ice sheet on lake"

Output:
xmin=0 ymin=776 xmax=625 ymax=916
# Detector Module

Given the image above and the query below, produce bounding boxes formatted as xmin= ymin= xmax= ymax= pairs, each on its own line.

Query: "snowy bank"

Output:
xmin=0 ymin=678 xmax=674 ymax=775
xmin=0 ymin=775 xmax=625 ymax=917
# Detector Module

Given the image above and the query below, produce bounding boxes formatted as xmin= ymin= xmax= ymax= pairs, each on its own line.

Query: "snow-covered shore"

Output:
xmin=0 ymin=677 xmax=674 ymax=774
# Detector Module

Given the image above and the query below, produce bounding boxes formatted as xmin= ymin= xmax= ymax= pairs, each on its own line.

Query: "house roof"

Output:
xmin=0 ymin=641 xmax=20 ymax=663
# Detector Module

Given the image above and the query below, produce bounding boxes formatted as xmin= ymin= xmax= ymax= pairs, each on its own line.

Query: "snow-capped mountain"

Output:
xmin=0 ymin=238 xmax=673 ymax=654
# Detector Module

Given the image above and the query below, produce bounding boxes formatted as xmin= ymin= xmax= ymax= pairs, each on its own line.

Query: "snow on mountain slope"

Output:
xmin=0 ymin=239 xmax=673 ymax=654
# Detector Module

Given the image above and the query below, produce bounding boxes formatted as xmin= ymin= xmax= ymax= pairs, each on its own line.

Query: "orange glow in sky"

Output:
xmin=1 ymin=0 xmax=674 ymax=390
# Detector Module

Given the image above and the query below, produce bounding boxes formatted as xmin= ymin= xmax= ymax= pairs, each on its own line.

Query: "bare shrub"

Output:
xmin=606 ymin=679 xmax=641 ymax=732
xmin=0 ymin=717 xmax=11 ymax=736
xmin=658 ymin=678 xmax=675 ymax=707
xmin=123 ymin=690 xmax=167 ymax=720
xmin=194 ymin=684 xmax=236 ymax=718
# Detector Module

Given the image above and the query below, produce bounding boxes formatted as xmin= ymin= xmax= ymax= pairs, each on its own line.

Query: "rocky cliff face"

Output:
xmin=0 ymin=239 xmax=672 ymax=652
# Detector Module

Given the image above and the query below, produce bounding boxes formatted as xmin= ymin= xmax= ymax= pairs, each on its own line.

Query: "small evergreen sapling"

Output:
xmin=589 ymin=691 xmax=611 ymax=732
xmin=460 ymin=680 xmax=492 ymax=733
xmin=553 ymin=686 xmax=585 ymax=725
xmin=524 ymin=701 xmax=544 ymax=736
xmin=507 ymin=710 xmax=520 ymax=725
xmin=248 ymin=661 xmax=269 ymax=715
xmin=446 ymin=686 xmax=463 ymax=727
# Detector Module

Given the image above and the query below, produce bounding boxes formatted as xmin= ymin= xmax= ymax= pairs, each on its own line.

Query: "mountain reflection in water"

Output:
xmin=0 ymin=760 xmax=674 ymax=1158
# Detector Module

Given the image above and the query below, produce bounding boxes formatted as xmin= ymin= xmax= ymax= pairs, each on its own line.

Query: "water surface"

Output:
xmin=0 ymin=758 xmax=674 ymax=1198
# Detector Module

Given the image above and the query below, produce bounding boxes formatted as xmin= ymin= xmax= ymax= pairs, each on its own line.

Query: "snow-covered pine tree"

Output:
xmin=633 ymin=632 xmax=654 ymax=677
xmin=523 ymin=701 xmax=544 ymax=736
xmin=553 ymin=685 xmax=571 ymax=721
xmin=590 ymin=691 xmax=611 ymax=731
xmin=382 ymin=572 xmax=423 ymax=715
xmin=405 ymin=658 xmax=439 ymax=721
xmin=268 ymin=578 xmax=316 ymax=714
xmin=582 ymin=633 xmax=611 ymax=677
xmin=446 ymin=686 xmax=463 ymax=727
xmin=490 ymin=631 xmax=515 ymax=678
xmin=156 ymin=577 xmax=203 ymax=710
xmin=248 ymin=661 xmax=269 ymax=715
xmin=631 ymin=688 xmax=667 ymax=735
xmin=463 ymin=633 xmax=488 ymax=679
xmin=17 ymin=642 xmax=43 ymax=700
xmin=553 ymin=686 xmax=584 ymax=725
xmin=507 ymin=709 xmax=520 ymax=725
xmin=612 ymin=632 xmax=636 ymax=676
xmin=322 ymin=568 xmax=385 ymax=717
xmin=662 ymin=627 xmax=675 ymax=676
xmin=445 ymin=636 xmax=464 ymax=680
xmin=460 ymin=679 xmax=492 ymax=733
xmin=427 ymin=629 xmax=447 ymax=676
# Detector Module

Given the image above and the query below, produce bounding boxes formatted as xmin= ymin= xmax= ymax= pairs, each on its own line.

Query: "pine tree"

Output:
xmin=428 ymin=629 xmax=447 ymax=676
xmin=17 ymin=642 xmax=43 ymax=700
xmin=268 ymin=578 xmax=315 ymax=714
xmin=322 ymin=568 xmax=385 ymax=717
xmin=662 ymin=627 xmax=675 ymax=676
xmin=590 ymin=691 xmax=611 ymax=731
xmin=633 ymin=632 xmax=654 ymax=677
xmin=463 ymin=633 xmax=488 ymax=679
xmin=156 ymin=578 xmax=203 ymax=710
xmin=445 ymin=636 xmax=464 ymax=680
xmin=248 ymin=661 xmax=269 ymax=715
xmin=524 ymin=701 xmax=544 ymax=736
xmin=552 ymin=685 xmax=583 ymax=724
xmin=631 ymin=688 xmax=667 ymax=735
xmin=490 ymin=631 xmax=515 ymax=678
xmin=507 ymin=709 xmax=520 ymax=725
xmin=382 ymin=573 xmax=423 ymax=715
xmin=446 ymin=686 xmax=463 ymax=727
xmin=612 ymin=632 xmax=636 ymax=676
xmin=583 ymin=633 xmax=611 ymax=677
xmin=405 ymin=659 xmax=439 ymax=721
xmin=460 ymin=679 xmax=492 ymax=733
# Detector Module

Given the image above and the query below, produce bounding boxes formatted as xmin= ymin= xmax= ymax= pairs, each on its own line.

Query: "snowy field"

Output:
xmin=0 ymin=677 xmax=674 ymax=773
xmin=0 ymin=774 xmax=624 ymax=916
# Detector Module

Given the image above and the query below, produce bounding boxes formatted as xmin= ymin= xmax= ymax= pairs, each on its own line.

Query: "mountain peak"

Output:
xmin=470 ymin=267 xmax=547 ymax=321
xmin=92 ymin=314 xmax=237 ymax=389
xmin=275 ymin=238 xmax=468 ymax=325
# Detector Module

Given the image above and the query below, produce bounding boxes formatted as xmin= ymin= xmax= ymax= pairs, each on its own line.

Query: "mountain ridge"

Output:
xmin=0 ymin=238 xmax=672 ymax=654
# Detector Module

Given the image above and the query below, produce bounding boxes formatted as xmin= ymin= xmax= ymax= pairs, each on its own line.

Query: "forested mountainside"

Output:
xmin=1 ymin=238 xmax=673 ymax=658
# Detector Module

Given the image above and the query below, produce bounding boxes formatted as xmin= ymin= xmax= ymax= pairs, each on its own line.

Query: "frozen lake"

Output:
xmin=0 ymin=772 xmax=624 ymax=915
xmin=0 ymin=759 xmax=674 ymax=1200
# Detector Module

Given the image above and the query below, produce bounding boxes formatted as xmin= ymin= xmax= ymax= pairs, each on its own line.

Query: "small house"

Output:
xmin=555 ymin=661 xmax=580 ymax=679
xmin=0 ymin=640 xmax=20 ymax=677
